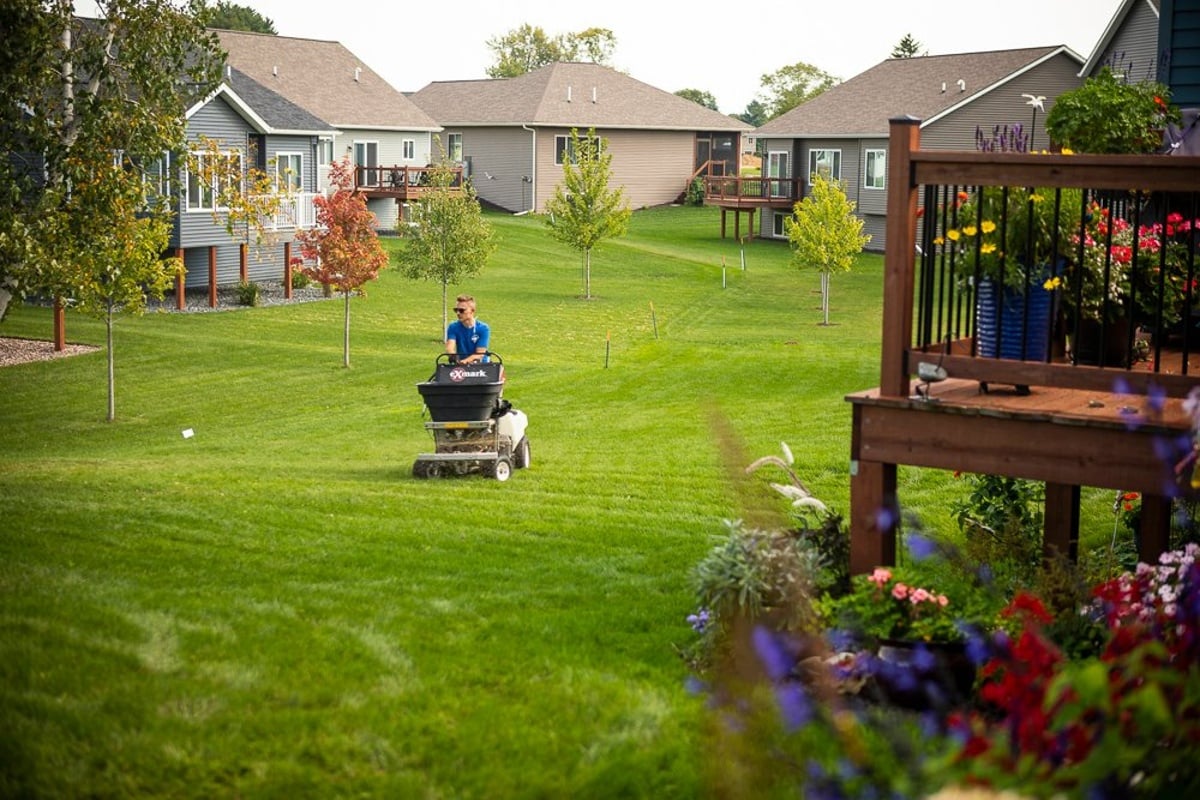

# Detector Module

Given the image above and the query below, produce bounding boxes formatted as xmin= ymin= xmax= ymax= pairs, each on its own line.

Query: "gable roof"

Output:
xmin=209 ymin=67 xmax=333 ymax=135
xmin=756 ymin=46 xmax=1082 ymax=138
xmin=214 ymin=29 xmax=440 ymax=132
xmin=1079 ymin=0 xmax=1161 ymax=77
xmin=410 ymin=62 xmax=750 ymax=133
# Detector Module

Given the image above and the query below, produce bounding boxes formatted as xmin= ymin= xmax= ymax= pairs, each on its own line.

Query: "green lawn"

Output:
xmin=0 ymin=205 xmax=1124 ymax=797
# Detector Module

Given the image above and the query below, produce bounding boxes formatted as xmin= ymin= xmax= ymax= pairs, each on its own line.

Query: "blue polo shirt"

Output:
xmin=446 ymin=319 xmax=490 ymax=360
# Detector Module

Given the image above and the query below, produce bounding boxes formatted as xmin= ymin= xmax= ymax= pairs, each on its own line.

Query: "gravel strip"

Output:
xmin=2 ymin=281 xmax=331 ymax=367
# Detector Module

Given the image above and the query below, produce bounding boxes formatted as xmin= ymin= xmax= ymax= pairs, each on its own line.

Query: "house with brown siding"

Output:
xmin=754 ymin=47 xmax=1085 ymax=250
xmin=215 ymin=29 xmax=442 ymax=231
xmin=408 ymin=63 xmax=751 ymax=214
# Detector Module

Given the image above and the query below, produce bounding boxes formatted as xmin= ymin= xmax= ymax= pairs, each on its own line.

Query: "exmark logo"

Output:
xmin=448 ymin=367 xmax=489 ymax=382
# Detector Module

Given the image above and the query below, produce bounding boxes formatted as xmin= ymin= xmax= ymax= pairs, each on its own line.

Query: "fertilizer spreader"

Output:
xmin=413 ymin=353 xmax=530 ymax=481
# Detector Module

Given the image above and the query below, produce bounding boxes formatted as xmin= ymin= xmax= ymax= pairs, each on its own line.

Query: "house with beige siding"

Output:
xmin=754 ymin=46 xmax=1085 ymax=250
xmin=409 ymin=62 xmax=752 ymax=214
xmin=215 ymin=29 xmax=442 ymax=231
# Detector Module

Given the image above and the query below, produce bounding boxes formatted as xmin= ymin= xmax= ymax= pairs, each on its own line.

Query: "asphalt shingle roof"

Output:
xmin=756 ymin=46 xmax=1075 ymax=137
xmin=411 ymin=62 xmax=750 ymax=132
xmin=215 ymin=29 xmax=440 ymax=131
xmin=222 ymin=66 xmax=332 ymax=134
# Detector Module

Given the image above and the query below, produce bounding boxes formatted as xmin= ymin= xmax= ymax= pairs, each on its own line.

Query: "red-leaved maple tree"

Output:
xmin=294 ymin=157 xmax=389 ymax=367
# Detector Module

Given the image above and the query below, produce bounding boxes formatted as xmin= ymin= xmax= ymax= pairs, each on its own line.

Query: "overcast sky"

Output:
xmin=76 ymin=0 xmax=1124 ymax=114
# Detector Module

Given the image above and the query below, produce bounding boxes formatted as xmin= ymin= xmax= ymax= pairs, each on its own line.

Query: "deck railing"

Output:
xmin=702 ymin=175 xmax=804 ymax=203
xmin=254 ymin=191 xmax=319 ymax=230
xmin=886 ymin=118 xmax=1200 ymax=401
xmin=352 ymin=165 xmax=464 ymax=194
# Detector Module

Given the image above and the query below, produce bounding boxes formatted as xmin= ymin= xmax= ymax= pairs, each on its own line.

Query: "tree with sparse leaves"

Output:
xmin=676 ymin=88 xmax=719 ymax=111
xmin=294 ymin=158 xmax=389 ymax=368
xmin=786 ymin=175 xmax=870 ymax=325
xmin=544 ymin=128 xmax=631 ymax=300
xmin=208 ymin=1 xmax=275 ymax=33
xmin=891 ymin=34 xmax=925 ymax=59
xmin=0 ymin=0 xmax=223 ymax=420
xmin=486 ymin=24 xmax=615 ymax=78
xmin=759 ymin=61 xmax=838 ymax=120
xmin=395 ymin=163 xmax=496 ymax=336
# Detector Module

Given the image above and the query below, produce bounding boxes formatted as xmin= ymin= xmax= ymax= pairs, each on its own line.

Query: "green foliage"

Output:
xmin=543 ymin=128 xmax=631 ymax=299
xmin=738 ymin=99 xmax=767 ymax=127
xmin=675 ymin=88 xmax=719 ymax=111
xmin=290 ymin=268 xmax=311 ymax=290
xmin=787 ymin=176 xmax=870 ymax=324
xmin=951 ymin=473 xmax=1044 ymax=591
xmin=1044 ymin=66 xmax=1181 ymax=154
xmin=890 ymin=33 xmax=925 ymax=58
xmin=234 ymin=280 xmax=260 ymax=307
xmin=207 ymin=1 xmax=276 ymax=33
xmin=684 ymin=177 xmax=705 ymax=207
xmin=395 ymin=162 xmax=496 ymax=333
xmin=486 ymin=23 xmax=615 ymax=78
xmin=758 ymin=61 xmax=838 ymax=120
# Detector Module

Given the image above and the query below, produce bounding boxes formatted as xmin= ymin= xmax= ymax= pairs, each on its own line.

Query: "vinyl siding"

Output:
xmin=1095 ymin=0 xmax=1164 ymax=81
xmin=453 ymin=126 xmax=537 ymax=213
xmin=1161 ymin=0 xmax=1200 ymax=107
xmin=326 ymin=127 xmax=436 ymax=231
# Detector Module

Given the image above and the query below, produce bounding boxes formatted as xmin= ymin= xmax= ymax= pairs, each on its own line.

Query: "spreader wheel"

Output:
xmin=514 ymin=437 xmax=531 ymax=469
xmin=491 ymin=457 xmax=512 ymax=482
xmin=412 ymin=460 xmax=430 ymax=478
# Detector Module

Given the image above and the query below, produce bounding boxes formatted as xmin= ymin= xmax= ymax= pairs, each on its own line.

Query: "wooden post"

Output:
xmin=879 ymin=116 xmax=921 ymax=400
xmin=1044 ymin=482 xmax=1081 ymax=562
xmin=849 ymin=404 xmax=898 ymax=573
xmin=175 ymin=248 xmax=185 ymax=310
xmin=53 ymin=298 xmax=65 ymax=351
xmin=208 ymin=246 xmax=217 ymax=308
xmin=284 ymin=242 xmax=293 ymax=300
xmin=719 ymin=207 xmax=727 ymax=239
xmin=239 ymin=243 xmax=248 ymax=283
xmin=1139 ymin=494 xmax=1172 ymax=564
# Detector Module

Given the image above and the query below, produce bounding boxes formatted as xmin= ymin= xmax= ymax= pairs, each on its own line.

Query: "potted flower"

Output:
xmin=1044 ymin=66 xmax=1181 ymax=154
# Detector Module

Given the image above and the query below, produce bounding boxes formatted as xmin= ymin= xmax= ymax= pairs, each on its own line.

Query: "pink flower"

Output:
xmin=868 ymin=568 xmax=892 ymax=587
xmin=911 ymin=588 xmax=931 ymax=604
xmin=892 ymin=583 xmax=909 ymax=600
xmin=937 ymin=594 xmax=950 ymax=607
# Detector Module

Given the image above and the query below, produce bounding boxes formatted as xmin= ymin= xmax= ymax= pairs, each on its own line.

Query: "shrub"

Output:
xmin=685 ymin=176 xmax=705 ymax=206
xmin=234 ymin=280 xmax=260 ymax=307
xmin=290 ymin=268 xmax=311 ymax=290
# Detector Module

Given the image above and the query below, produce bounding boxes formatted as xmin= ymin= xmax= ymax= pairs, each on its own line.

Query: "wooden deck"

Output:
xmin=703 ymin=176 xmax=802 ymax=239
xmin=847 ymin=118 xmax=1200 ymax=574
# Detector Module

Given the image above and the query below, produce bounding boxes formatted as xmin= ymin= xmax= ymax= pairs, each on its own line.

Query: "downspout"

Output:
xmin=517 ymin=123 xmax=536 ymax=215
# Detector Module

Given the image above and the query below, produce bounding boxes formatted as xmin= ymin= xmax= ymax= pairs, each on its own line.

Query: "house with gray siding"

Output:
xmin=1081 ymin=0 xmax=1164 ymax=82
xmin=216 ymin=29 xmax=442 ymax=232
xmin=754 ymin=47 xmax=1085 ymax=250
xmin=176 ymin=68 xmax=333 ymax=292
xmin=409 ymin=63 xmax=751 ymax=214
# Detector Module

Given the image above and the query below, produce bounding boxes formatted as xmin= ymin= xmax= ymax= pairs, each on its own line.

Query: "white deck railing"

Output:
xmin=253 ymin=192 xmax=319 ymax=230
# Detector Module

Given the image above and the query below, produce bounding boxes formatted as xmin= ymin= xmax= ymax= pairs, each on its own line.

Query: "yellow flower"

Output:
xmin=1043 ymin=276 xmax=1062 ymax=291
xmin=981 ymin=220 xmax=997 ymax=234
xmin=981 ymin=243 xmax=997 ymax=255
xmin=962 ymin=225 xmax=978 ymax=237
xmin=946 ymin=229 xmax=961 ymax=242
xmin=933 ymin=235 xmax=944 ymax=246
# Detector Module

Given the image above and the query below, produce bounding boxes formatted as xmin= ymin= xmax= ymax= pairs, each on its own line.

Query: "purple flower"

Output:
xmin=775 ymin=683 xmax=814 ymax=731
xmin=906 ymin=532 xmax=937 ymax=561
xmin=753 ymin=625 xmax=794 ymax=682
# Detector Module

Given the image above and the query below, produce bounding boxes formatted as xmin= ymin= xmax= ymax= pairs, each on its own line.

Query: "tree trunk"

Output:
xmin=343 ymin=290 xmax=351 ymax=368
xmin=821 ymin=272 xmax=831 ymax=326
xmin=441 ymin=280 xmax=449 ymax=338
xmin=584 ymin=249 xmax=592 ymax=299
xmin=105 ymin=304 xmax=116 ymax=422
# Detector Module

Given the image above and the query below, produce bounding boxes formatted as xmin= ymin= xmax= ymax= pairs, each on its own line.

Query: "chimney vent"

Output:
xmin=957 ymin=79 xmax=966 ymax=92
xmin=355 ymin=67 xmax=362 ymax=82
xmin=567 ymin=86 xmax=572 ymax=102
xmin=592 ymin=87 xmax=597 ymax=103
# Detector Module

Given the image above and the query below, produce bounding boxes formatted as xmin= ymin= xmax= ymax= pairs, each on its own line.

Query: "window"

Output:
xmin=317 ymin=137 xmax=333 ymax=167
xmin=186 ymin=150 xmax=241 ymax=211
xmin=143 ymin=152 xmax=171 ymax=206
xmin=354 ymin=140 xmax=379 ymax=186
xmin=767 ymin=150 xmax=790 ymax=198
xmin=554 ymin=134 xmax=602 ymax=165
xmin=773 ymin=211 xmax=790 ymax=238
xmin=276 ymin=152 xmax=303 ymax=192
xmin=864 ymin=149 xmax=886 ymax=190
xmin=808 ymin=148 xmax=841 ymax=183
xmin=403 ymin=139 xmax=415 ymax=160
xmin=447 ymin=133 xmax=462 ymax=163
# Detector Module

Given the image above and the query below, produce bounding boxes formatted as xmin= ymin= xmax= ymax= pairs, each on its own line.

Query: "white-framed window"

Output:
xmin=766 ymin=150 xmax=790 ymax=198
xmin=864 ymin=149 xmax=886 ymax=190
xmin=317 ymin=137 xmax=334 ymax=166
xmin=403 ymin=139 xmax=415 ymax=160
xmin=186 ymin=150 xmax=241 ymax=211
xmin=808 ymin=148 xmax=841 ymax=183
xmin=447 ymin=133 xmax=462 ymax=163
xmin=554 ymin=134 xmax=602 ymax=165
xmin=143 ymin=151 xmax=172 ymax=206
xmin=773 ymin=211 xmax=790 ymax=238
xmin=276 ymin=152 xmax=303 ymax=192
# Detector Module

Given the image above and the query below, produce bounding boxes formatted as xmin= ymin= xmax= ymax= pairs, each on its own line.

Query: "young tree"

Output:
xmin=294 ymin=158 xmax=389 ymax=368
xmin=543 ymin=128 xmax=631 ymax=300
xmin=891 ymin=33 xmax=926 ymax=59
xmin=758 ymin=61 xmax=838 ymax=120
xmin=675 ymin=88 xmax=719 ymax=111
xmin=395 ymin=164 xmax=497 ymax=336
xmin=0 ymin=0 xmax=223 ymax=420
xmin=208 ymin=1 xmax=276 ymax=33
xmin=786 ymin=176 xmax=871 ymax=326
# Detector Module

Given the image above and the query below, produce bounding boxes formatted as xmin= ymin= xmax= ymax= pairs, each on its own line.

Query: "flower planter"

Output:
xmin=975 ymin=278 xmax=1053 ymax=362
xmin=1069 ymin=316 xmax=1131 ymax=367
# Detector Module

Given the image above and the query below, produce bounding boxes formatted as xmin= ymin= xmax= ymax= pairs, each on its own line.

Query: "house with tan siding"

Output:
xmin=215 ymin=29 xmax=442 ymax=231
xmin=754 ymin=46 xmax=1085 ymax=250
xmin=409 ymin=63 xmax=751 ymax=214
